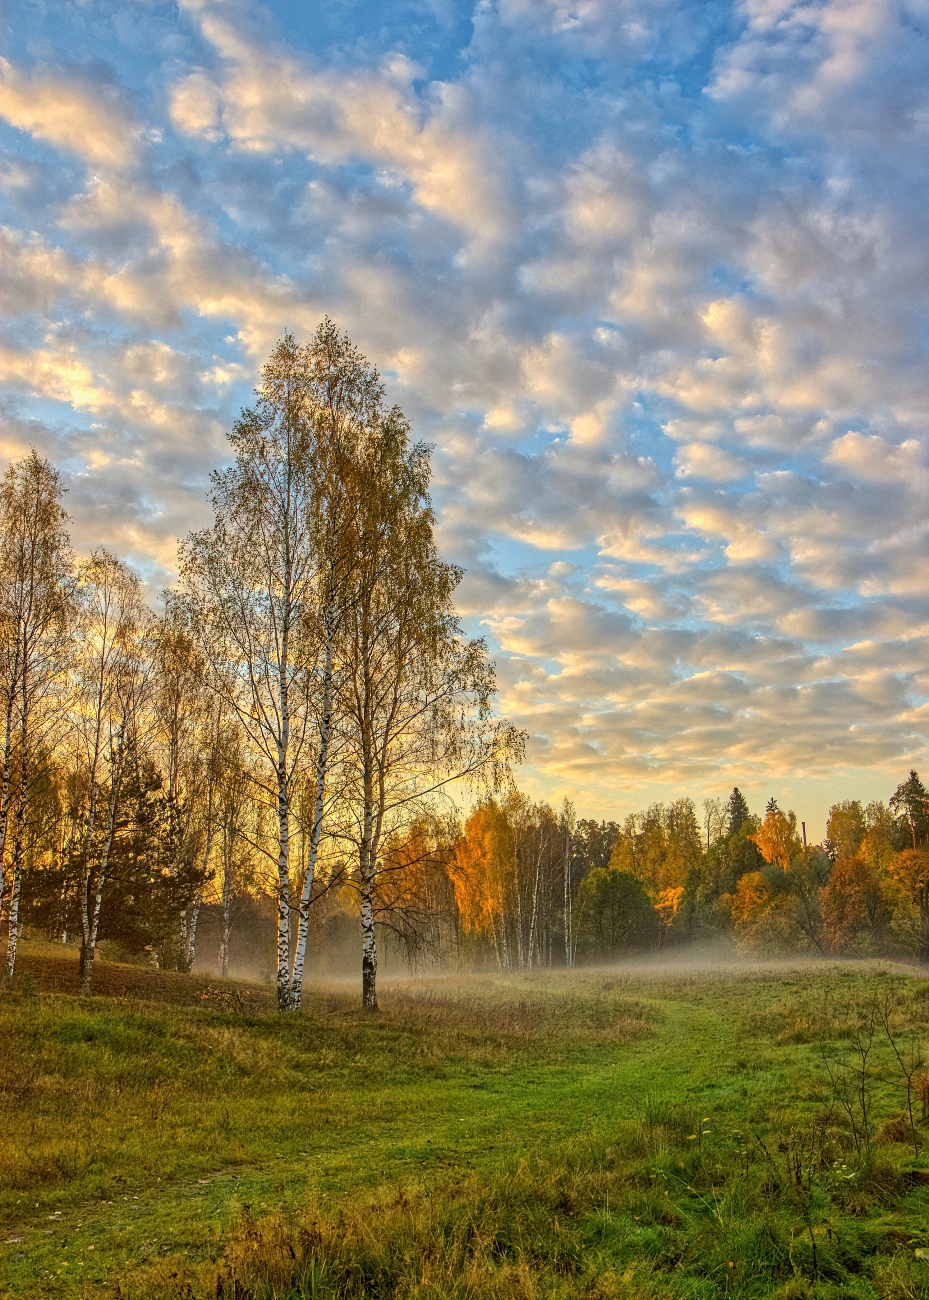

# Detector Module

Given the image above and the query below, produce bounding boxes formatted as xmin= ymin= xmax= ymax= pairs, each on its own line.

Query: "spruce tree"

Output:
xmin=726 ymin=787 xmax=750 ymax=837
xmin=890 ymin=770 xmax=929 ymax=850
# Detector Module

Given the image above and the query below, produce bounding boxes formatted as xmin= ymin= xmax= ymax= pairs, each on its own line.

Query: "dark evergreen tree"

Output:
xmin=889 ymin=770 xmax=929 ymax=850
xmin=726 ymin=788 xmax=751 ymax=837
xmin=572 ymin=819 xmax=620 ymax=876
xmin=47 ymin=746 xmax=211 ymax=968
xmin=726 ymin=820 xmax=764 ymax=883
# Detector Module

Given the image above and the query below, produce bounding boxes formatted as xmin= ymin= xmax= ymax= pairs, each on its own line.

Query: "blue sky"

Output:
xmin=2 ymin=0 xmax=929 ymax=835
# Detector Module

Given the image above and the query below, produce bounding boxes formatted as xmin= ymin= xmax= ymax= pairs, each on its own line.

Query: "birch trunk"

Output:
xmin=5 ymin=858 xmax=22 ymax=983
xmin=5 ymin=809 xmax=24 ymax=983
xmin=276 ymin=612 xmax=292 ymax=1009
xmin=220 ymin=858 xmax=232 ymax=980
xmin=180 ymin=828 xmax=212 ymax=975
xmin=183 ymin=854 xmax=207 ymax=975
xmin=5 ymin=653 xmax=29 ymax=983
xmin=360 ymin=747 xmax=378 ymax=1008
xmin=5 ymin=714 xmax=27 ymax=983
xmin=276 ymin=753 xmax=291 ymax=1009
xmin=78 ymin=778 xmax=104 ymax=991
xmin=81 ymin=735 xmax=124 ymax=993
xmin=564 ymin=834 xmax=572 ymax=968
xmin=527 ymin=844 xmax=542 ymax=972
xmin=290 ymin=601 xmax=335 ymax=1007
xmin=182 ymin=895 xmax=201 ymax=974
xmin=0 ymin=648 xmax=20 ymax=907
xmin=78 ymin=704 xmax=105 ymax=990
xmin=78 ymin=778 xmax=99 ymax=988
xmin=360 ymin=844 xmax=378 ymax=1009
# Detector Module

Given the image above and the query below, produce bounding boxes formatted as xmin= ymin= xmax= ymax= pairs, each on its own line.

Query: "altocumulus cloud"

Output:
xmin=1 ymin=0 xmax=929 ymax=829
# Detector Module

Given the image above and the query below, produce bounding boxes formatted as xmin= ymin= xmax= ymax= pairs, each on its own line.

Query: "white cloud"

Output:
xmin=169 ymin=69 xmax=223 ymax=141
xmin=175 ymin=4 xmax=510 ymax=246
xmin=674 ymin=442 xmax=748 ymax=482
xmin=0 ymin=59 xmax=141 ymax=168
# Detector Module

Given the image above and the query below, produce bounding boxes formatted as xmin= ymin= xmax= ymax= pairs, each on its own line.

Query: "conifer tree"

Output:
xmin=726 ymin=787 xmax=750 ymax=837
xmin=890 ymin=771 xmax=929 ymax=850
xmin=74 ymin=551 xmax=153 ymax=993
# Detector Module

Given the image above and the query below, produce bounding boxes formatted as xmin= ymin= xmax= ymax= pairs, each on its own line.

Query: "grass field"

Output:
xmin=1 ymin=951 xmax=929 ymax=1299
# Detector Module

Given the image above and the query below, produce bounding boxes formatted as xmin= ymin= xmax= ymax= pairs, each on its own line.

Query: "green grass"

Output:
xmin=1 ymin=955 xmax=929 ymax=1298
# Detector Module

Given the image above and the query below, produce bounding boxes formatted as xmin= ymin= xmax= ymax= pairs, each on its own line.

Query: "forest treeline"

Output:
xmin=2 ymin=322 xmax=929 ymax=1002
xmin=444 ymin=779 xmax=929 ymax=969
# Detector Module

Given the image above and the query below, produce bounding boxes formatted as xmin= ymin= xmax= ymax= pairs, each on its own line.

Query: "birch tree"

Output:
xmin=0 ymin=452 xmax=72 ymax=983
xmin=561 ymin=797 xmax=576 ymax=967
xmin=288 ymin=320 xmax=381 ymax=1009
xmin=449 ymin=799 xmax=515 ymax=969
xmin=450 ymin=794 xmax=570 ymax=970
xmin=338 ymin=405 xmax=523 ymax=1010
xmin=179 ymin=325 xmax=380 ymax=1008
xmin=179 ymin=336 xmax=327 ymax=1009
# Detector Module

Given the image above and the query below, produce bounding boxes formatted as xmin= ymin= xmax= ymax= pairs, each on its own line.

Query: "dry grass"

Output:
xmin=3 ymin=955 xmax=929 ymax=1298
xmin=7 ymin=952 xmax=276 ymax=1012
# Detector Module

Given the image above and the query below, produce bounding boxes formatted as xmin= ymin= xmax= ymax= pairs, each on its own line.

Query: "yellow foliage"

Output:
xmin=751 ymin=806 xmax=801 ymax=871
xmin=447 ymin=801 xmax=514 ymax=938
xmin=885 ymin=848 xmax=929 ymax=893
xmin=654 ymin=886 xmax=684 ymax=926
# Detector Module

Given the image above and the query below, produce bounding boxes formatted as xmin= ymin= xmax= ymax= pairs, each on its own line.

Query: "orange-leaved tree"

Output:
xmin=820 ymin=854 xmax=887 ymax=954
xmin=725 ymin=870 xmax=800 ymax=953
xmin=752 ymin=799 xmax=802 ymax=871
xmin=372 ymin=821 xmax=456 ymax=969
xmin=885 ymin=849 xmax=929 ymax=960
xmin=448 ymin=799 xmax=515 ymax=969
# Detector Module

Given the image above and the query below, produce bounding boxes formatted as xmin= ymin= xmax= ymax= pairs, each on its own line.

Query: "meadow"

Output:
xmin=1 ymin=952 xmax=929 ymax=1299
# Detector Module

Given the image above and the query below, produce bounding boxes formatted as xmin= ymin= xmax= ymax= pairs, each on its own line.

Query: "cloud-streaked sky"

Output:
xmin=2 ymin=0 xmax=929 ymax=834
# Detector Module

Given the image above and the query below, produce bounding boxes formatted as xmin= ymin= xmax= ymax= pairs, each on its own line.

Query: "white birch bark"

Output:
xmin=78 ymin=686 xmax=106 ymax=989
xmin=290 ymin=600 xmax=335 ymax=1006
xmin=275 ymin=589 xmax=293 ymax=1006
xmin=183 ymin=821 xmax=213 ymax=974
xmin=5 ymin=728 xmax=27 ymax=983
xmin=220 ymin=847 xmax=232 ymax=979
xmin=0 ymin=641 xmax=21 ymax=908
xmin=358 ymin=673 xmax=379 ymax=1010
xmin=527 ymin=839 xmax=543 ymax=972
xmin=5 ymin=859 xmax=22 ymax=982
xmin=82 ymin=723 xmax=128 ymax=991
xmin=0 ymin=454 xmax=72 ymax=984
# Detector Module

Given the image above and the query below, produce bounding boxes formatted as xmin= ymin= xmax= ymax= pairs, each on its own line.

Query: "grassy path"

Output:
xmin=1 ymin=963 xmax=927 ymax=1297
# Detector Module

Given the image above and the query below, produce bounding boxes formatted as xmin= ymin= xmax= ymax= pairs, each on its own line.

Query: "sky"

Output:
xmin=1 ymin=0 xmax=929 ymax=837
